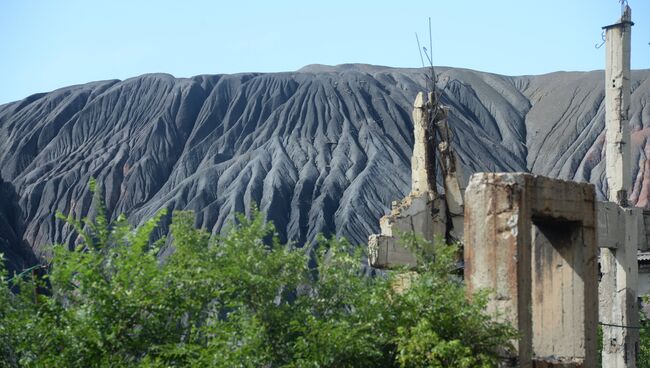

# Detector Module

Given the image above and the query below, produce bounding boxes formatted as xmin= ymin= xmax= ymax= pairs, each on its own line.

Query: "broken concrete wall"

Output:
xmin=368 ymin=194 xmax=445 ymax=268
xmin=368 ymin=87 xmax=467 ymax=269
xmin=464 ymin=172 xmax=598 ymax=367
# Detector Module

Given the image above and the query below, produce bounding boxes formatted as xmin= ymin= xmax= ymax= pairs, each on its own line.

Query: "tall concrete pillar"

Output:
xmin=604 ymin=6 xmax=633 ymax=206
xmin=411 ymin=92 xmax=436 ymax=195
xmin=601 ymin=6 xmax=638 ymax=368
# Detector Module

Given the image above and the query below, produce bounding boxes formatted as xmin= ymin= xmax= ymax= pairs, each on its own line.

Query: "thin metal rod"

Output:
xmin=415 ymin=33 xmax=425 ymax=68
xmin=429 ymin=17 xmax=433 ymax=72
xmin=427 ymin=17 xmax=437 ymax=98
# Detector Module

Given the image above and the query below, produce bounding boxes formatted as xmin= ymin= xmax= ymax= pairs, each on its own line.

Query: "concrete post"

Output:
xmin=601 ymin=6 xmax=638 ymax=368
xmin=604 ymin=6 xmax=633 ymax=206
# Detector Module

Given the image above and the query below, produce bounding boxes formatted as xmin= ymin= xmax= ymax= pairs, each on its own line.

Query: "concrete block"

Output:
xmin=597 ymin=202 xmax=645 ymax=250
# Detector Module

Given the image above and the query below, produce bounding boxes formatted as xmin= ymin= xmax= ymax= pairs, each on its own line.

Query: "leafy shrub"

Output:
xmin=640 ymin=309 xmax=650 ymax=368
xmin=0 ymin=188 xmax=515 ymax=367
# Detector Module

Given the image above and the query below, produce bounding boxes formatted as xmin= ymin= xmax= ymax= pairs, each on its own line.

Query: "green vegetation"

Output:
xmin=640 ymin=308 xmax=650 ymax=368
xmin=0 ymin=186 xmax=515 ymax=367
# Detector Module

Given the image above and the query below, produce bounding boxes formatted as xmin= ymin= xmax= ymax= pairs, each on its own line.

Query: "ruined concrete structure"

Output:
xmin=368 ymin=91 xmax=462 ymax=268
xmin=366 ymin=6 xmax=648 ymax=367
xmin=460 ymin=6 xmax=644 ymax=367
xmin=464 ymin=173 xmax=599 ymax=367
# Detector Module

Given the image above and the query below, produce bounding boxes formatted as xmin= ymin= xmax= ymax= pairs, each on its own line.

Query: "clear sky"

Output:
xmin=1 ymin=0 xmax=649 ymax=104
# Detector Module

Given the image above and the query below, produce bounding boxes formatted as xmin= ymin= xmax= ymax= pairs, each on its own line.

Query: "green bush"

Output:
xmin=640 ymin=309 xmax=650 ymax=368
xmin=0 ymin=189 xmax=515 ymax=367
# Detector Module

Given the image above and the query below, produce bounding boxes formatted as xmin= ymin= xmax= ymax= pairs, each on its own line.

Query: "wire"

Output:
xmin=595 ymin=31 xmax=606 ymax=49
xmin=599 ymin=321 xmax=647 ymax=330
xmin=415 ymin=33 xmax=425 ymax=69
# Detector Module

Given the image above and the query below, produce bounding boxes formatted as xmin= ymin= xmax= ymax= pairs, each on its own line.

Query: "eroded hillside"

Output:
xmin=1 ymin=64 xmax=649 ymax=263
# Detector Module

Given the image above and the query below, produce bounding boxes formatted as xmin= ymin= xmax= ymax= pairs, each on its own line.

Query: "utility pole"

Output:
xmin=601 ymin=5 xmax=638 ymax=368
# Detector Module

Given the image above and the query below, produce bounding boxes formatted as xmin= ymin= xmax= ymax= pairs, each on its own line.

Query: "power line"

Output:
xmin=599 ymin=321 xmax=648 ymax=330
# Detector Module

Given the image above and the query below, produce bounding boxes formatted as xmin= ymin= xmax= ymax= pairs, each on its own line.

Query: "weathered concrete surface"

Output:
xmin=464 ymin=172 xmax=598 ymax=368
xmin=600 ymin=244 xmax=639 ymax=368
xmin=604 ymin=6 xmax=633 ymax=206
xmin=411 ymin=92 xmax=436 ymax=195
xmin=597 ymin=202 xmax=645 ymax=250
xmin=601 ymin=6 xmax=638 ymax=367
xmin=368 ymin=193 xmax=445 ymax=268
xmin=599 ymin=202 xmax=628 ymax=249
xmin=598 ymin=204 xmax=641 ymax=368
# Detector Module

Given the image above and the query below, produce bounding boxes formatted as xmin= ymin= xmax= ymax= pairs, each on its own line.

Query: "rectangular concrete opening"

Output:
xmin=531 ymin=218 xmax=586 ymax=363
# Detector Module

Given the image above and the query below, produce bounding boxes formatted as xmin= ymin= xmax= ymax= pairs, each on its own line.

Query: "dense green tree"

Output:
xmin=0 ymin=185 xmax=516 ymax=367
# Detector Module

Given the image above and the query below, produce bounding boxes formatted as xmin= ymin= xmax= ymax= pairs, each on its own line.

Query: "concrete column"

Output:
xmin=601 ymin=6 xmax=638 ymax=368
xmin=601 ymin=229 xmax=640 ymax=368
xmin=411 ymin=92 xmax=435 ymax=195
xmin=604 ymin=6 xmax=633 ymax=206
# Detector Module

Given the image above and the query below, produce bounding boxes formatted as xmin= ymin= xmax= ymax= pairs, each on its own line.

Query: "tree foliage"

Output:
xmin=0 ymin=188 xmax=516 ymax=367
xmin=640 ymin=308 xmax=650 ymax=368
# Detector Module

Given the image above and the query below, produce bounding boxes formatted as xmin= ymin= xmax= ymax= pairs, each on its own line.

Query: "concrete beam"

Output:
xmin=597 ymin=202 xmax=645 ymax=250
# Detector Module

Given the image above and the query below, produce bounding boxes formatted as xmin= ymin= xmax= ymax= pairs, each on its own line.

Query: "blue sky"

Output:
xmin=1 ymin=0 xmax=649 ymax=104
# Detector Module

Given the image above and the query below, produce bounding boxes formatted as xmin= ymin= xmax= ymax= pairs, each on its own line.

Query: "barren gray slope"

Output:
xmin=0 ymin=177 xmax=37 ymax=274
xmin=0 ymin=65 xmax=649 ymax=261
